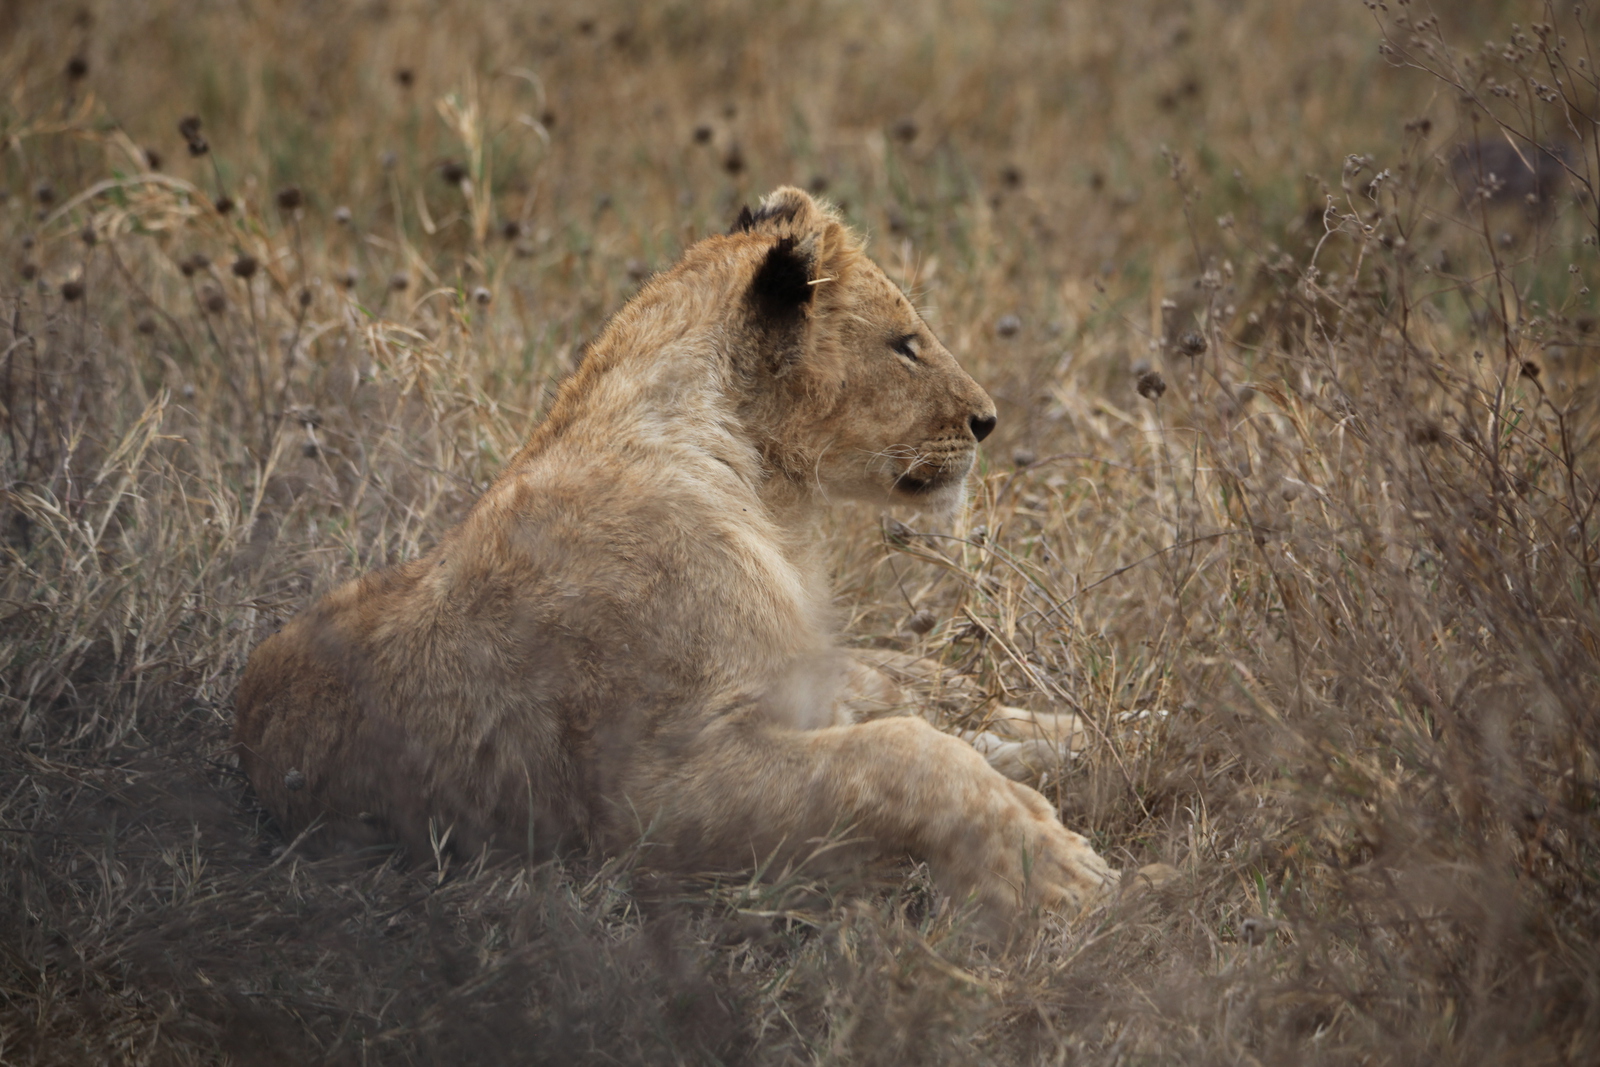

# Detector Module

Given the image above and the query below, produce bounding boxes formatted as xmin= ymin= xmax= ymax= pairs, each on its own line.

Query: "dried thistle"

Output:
xmin=1136 ymin=370 xmax=1168 ymax=400
xmin=1176 ymin=330 xmax=1208 ymax=357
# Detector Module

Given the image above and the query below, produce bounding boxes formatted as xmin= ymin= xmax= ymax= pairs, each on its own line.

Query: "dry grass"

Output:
xmin=3 ymin=0 xmax=1598 ymax=1062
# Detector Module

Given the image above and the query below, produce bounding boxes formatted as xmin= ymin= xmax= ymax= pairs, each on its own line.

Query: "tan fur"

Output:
xmin=839 ymin=649 xmax=1091 ymax=780
xmin=233 ymin=187 xmax=1115 ymax=922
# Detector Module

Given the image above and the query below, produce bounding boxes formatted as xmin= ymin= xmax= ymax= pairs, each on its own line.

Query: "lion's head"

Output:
xmin=544 ymin=186 xmax=996 ymax=515
xmin=719 ymin=187 xmax=997 ymax=512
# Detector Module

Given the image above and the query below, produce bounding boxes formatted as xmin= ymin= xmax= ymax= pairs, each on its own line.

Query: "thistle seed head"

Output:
xmin=1177 ymin=330 xmax=1208 ymax=357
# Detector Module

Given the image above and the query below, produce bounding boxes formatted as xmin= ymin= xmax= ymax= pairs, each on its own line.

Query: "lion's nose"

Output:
xmin=969 ymin=413 xmax=996 ymax=443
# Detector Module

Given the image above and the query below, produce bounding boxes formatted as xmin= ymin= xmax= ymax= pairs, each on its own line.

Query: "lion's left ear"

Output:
xmin=748 ymin=235 xmax=817 ymax=323
xmin=729 ymin=186 xmax=822 ymax=237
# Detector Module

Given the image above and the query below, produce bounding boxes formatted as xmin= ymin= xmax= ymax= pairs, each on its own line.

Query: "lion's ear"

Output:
xmin=748 ymin=235 xmax=816 ymax=322
xmin=729 ymin=187 xmax=826 ymax=237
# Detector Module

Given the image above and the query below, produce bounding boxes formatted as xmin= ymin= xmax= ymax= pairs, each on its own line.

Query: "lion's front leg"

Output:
xmin=837 ymin=649 xmax=1089 ymax=781
xmin=630 ymin=715 xmax=1114 ymax=922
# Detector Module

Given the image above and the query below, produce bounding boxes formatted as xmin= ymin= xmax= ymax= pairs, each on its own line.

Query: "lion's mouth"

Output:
xmin=891 ymin=448 xmax=974 ymax=496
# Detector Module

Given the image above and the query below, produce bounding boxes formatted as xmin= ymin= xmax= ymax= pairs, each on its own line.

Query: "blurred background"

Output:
xmin=2 ymin=1 xmax=1597 ymax=1063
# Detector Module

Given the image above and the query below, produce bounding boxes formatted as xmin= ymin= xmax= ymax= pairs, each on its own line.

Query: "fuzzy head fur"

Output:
xmin=526 ymin=185 xmax=998 ymax=520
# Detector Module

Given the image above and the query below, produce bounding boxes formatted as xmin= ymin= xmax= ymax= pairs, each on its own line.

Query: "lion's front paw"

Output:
xmin=1019 ymin=820 xmax=1117 ymax=917
xmin=963 ymin=780 xmax=1115 ymax=919
xmin=973 ymin=735 xmax=1070 ymax=781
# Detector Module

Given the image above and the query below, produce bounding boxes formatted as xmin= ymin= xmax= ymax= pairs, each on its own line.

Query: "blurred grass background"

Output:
xmin=3 ymin=0 xmax=1599 ymax=1063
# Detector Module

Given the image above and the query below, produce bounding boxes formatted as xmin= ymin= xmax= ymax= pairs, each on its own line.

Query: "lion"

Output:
xmin=233 ymin=186 xmax=1117 ymax=923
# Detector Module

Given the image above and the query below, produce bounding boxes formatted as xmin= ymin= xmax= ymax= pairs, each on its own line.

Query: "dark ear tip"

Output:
xmin=730 ymin=205 xmax=755 ymax=234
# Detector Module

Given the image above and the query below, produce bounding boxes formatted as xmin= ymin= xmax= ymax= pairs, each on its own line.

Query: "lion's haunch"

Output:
xmin=233 ymin=186 xmax=1115 ymax=924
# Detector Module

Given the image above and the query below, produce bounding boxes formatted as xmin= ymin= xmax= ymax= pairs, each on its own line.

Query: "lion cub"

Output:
xmin=234 ymin=187 xmax=1115 ymax=922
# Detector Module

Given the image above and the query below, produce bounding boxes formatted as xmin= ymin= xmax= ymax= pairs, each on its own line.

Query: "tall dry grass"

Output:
xmin=2 ymin=0 xmax=1597 ymax=1062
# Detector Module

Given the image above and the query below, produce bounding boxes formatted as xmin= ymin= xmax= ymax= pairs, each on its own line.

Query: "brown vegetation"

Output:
xmin=2 ymin=0 xmax=1597 ymax=1063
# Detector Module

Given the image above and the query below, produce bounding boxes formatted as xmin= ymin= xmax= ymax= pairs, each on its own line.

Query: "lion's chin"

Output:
xmin=888 ymin=461 xmax=972 ymax=520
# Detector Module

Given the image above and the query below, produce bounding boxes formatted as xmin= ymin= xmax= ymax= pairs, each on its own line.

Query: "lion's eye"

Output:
xmin=889 ymin=335 xmax=920 ymax=363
